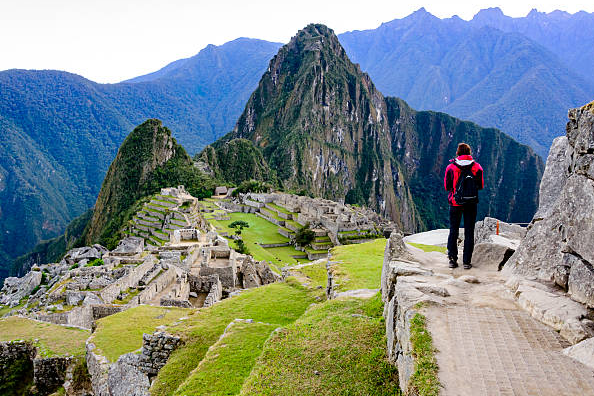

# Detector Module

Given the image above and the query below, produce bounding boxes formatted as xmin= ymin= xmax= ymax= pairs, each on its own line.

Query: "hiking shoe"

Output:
xmin=448 ymin=257 xmax=458 ymax=269
xmin=463 ymin=263 xmax=472 ymax=270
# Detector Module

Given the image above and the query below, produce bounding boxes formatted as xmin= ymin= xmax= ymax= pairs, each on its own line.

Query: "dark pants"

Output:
xmin=447 ymin=203 xmax=477 ymax=265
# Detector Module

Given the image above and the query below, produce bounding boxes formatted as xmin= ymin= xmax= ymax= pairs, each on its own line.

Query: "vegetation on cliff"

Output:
xmin=82 ymin=119 xmax=216 ymax=249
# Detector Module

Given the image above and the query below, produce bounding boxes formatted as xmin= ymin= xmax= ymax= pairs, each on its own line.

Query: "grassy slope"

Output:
xmin=240 ymin=295 xmax=400 ymax=395
xmin=92 ymin=305 xmax=190 ymax=362
xmin=151 ymin=282 xmax=314 ymax=396
xmin=208 ymin=212 xmax=308 ymax=269
xmin=0 ymin=316 xmax=89 ymax=357
xmin=174 ymin=321 xmax=276 ymax=395
xmin=330 ymin=239 xmax=386 ymax=291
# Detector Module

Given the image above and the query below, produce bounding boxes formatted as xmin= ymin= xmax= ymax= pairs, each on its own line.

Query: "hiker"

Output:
xmin=444 ymin=143 xmax=484 ymax=269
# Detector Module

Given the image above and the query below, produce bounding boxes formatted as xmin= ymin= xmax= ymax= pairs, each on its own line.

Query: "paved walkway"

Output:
xmin=405 ymin=242 xmax=594 ymax=396
xmin=428 ymin=306 xmax=594 ymax=395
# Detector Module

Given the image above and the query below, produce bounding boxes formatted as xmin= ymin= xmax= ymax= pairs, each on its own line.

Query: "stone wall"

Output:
xmin=204 ymin=277 xmax=223 ymax=307
xmin=33 ymin=356 xmax=72 ymax=394
xmin=35 ymin=304 xmax=123 ymax=330
xmin=100 ymin=256 xmax=156 ymax=303
xmin=128 ymin=267 xmax=178 ymax=307
xmin=381 ymin=231 xmax=438 ymax=393
xmin=0 ymin=341 xmax=80 ymax=396
xmin=87 ymin=330 xmax=181 ymax=396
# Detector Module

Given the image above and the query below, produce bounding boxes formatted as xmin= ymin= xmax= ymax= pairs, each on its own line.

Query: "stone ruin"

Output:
xmin=0 ymin=188 xmax=280 ymax=331
xmin=214 ymin=191 xmax=391 ymax=260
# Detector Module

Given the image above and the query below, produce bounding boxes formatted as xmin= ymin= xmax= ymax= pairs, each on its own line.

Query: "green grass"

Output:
xmin=330 ymin=239 xmax=386 ymax=291
xmin=92 ymin=305 xmax=190 ymax=362
xmin=208 ymin=212 xmax=308 ymax=269
xmin=409 ymin=312 xmax=440 ymax=396
xmin=150 ymin=282 xmax=314 ymax=396
xmin=296 ymin=261 xmax=328 ymax=289
xmin=174 ymin=321 xmax=276 ymax=395
xmin=266 ymin=202 xmax=293 ymax=215
xmin=240 ymin=296 xmax=400 ymax=395
xmin=408 ymin=243 xmax=447 ymax=254
xmin=0 ymin=316 xmax=89 ymax=357
xmin=0 ymin=299 xmax=27 ymax=316
xmin=112 ymin=288 xmax=141 ymax=305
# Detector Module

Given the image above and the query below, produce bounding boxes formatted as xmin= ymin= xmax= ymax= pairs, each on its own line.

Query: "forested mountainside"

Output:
xmin=203 ymin=24 xmax=544 ymax=232
xmin=0 ymin=39 xmax=279 ymax=271
xmin=339 ymin=8 xmax=594 ymax=157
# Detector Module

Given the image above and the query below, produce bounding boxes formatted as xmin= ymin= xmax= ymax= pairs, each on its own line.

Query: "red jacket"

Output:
xmin=444 ymin=155 xmax=484 ymax=206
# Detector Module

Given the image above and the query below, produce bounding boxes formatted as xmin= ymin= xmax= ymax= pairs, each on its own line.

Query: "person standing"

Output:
xmin=444 ymin=143 xmax=484 ymax=269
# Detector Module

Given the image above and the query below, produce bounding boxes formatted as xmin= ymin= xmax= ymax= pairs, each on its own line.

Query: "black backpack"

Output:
xmin=453 ymin=163 xmax=479 ymax=205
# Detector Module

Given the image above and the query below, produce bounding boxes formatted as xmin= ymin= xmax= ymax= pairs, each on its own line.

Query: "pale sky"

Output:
xmin=1 ymin=0 xmax=592 ymax=83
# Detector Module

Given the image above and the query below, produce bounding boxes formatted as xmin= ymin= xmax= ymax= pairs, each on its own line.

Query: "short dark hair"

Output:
xmin=456 ymin=143 xmax=471 ymax=156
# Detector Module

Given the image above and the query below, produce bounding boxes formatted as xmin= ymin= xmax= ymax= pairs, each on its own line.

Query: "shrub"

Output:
xmin=85 ymin=259 xmax=104 ymax=267
xmin=295 ymin=223 xmax=315 ymax=247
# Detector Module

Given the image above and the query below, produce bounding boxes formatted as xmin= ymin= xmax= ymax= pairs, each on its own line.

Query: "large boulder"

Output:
xmin=505 ymin=103 xmax=594 ymax=308
xmin=112 ymin=237 xmax=144 ymax=256
xmin=472 ymin=218 xmax=523 ymax=270
xmin=474 ymin=217 xmax=526 ymax=244
xmin=0 ymin=271 xmax=42 ymax=306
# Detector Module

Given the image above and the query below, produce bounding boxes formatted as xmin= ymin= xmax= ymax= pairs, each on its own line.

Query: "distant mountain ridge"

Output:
xmin=469 ymin=7 xmax=594 ymax=82
xmin=338 ymin=8 xmax=594 ymax=157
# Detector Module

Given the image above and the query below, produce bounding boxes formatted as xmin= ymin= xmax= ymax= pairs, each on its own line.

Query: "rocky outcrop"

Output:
xmin=505 ymin=103 xmax=594 ymax=307
xmin=240 ymin=256 xmax=281 ymax=289
xmin=470 ymin=217 xmax=525 ymax=270
xmin=0 ymin=270 xmax=42 ymax=306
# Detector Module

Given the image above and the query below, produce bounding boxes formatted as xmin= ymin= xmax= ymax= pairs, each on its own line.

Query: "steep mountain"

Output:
xmin=338 ymin=8 xmax=594 ymax=157
xmin=81 ymin=119 xmax=215 ymax=249
xmin=470 ymin=8 xmax=594 ymax=83
xmin=204 ymin=24 xmax=543 ymax=231
xmin=0 ymin=39 xmax=279 ymax=271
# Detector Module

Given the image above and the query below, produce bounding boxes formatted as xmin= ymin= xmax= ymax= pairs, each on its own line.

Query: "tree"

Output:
xmin=295 ymin=223 xmax=315 ymax=247
xmin=234 ymin=239 xmax=250 ymax=255
xmin=229 ymin=220 xmax=250 ymax=236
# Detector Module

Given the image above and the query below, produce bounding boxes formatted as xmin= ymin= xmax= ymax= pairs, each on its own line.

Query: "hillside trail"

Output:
xmin=403 ymin=234 xmax=594 ymax=396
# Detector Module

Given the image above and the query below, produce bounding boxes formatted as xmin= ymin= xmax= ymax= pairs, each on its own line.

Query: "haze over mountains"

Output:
xmin=0 ymin=7 xmax=592 ymax=279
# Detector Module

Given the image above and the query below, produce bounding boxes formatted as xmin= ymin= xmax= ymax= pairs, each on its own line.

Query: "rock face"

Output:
xmin=0 ymin=270 xmax=42 ymax=306
xmin=505 ymin=102 xmax=594 ymax=308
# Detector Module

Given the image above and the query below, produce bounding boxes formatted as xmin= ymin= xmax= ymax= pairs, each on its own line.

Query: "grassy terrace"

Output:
xmin=174 ymin=321 xmax=276 ymax=395
xmin=151 ymin=282 xmax=314 ymax=396
xmin=0 ymin=317 xmax=89 ymax=357
xmin=92 ymin=305 xmax=190 ymax=362
xmin=240 ymin=295 xmax=400 ymax=395
xmin=208 ymin=212 xmax=308 ymax=269
xmin=151 ymin=240 xmax=398 ymax=395
xmin=330 ymin=239 xmax=386 ymax=291
xmin=266 ymin=202 xmax=293 ymax=215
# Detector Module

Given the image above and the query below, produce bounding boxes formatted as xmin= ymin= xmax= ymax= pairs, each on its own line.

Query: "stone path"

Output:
xmin=428 ymin=305 xmax=594 ymax=395
xmin=404 ymin=243 xmax=594 ymax=396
